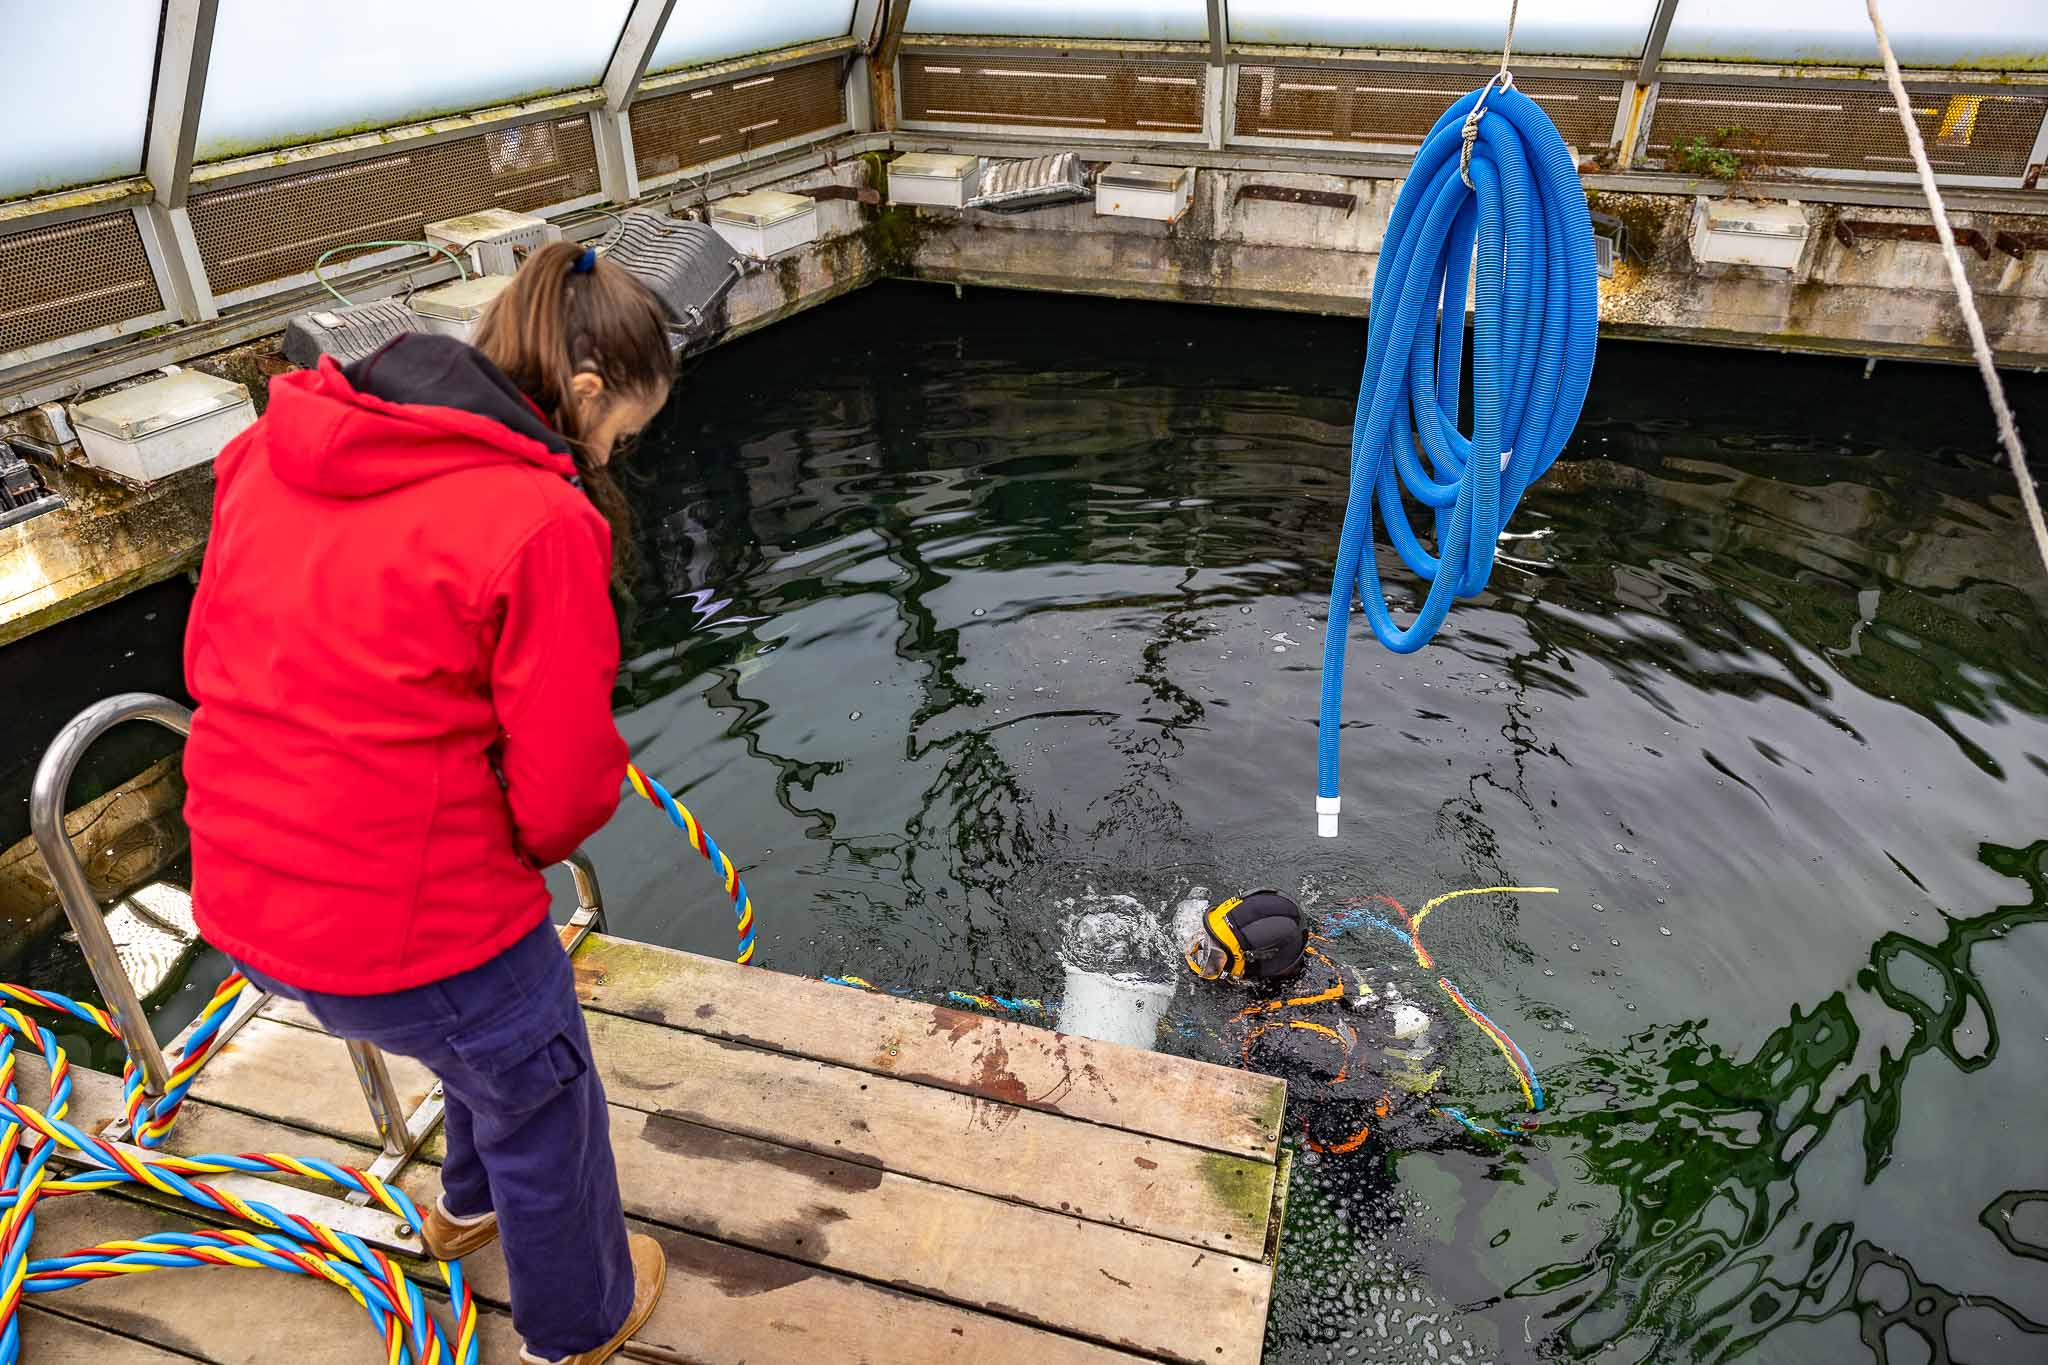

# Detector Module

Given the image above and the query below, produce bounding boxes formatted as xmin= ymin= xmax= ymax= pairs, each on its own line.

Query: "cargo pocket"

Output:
xmin=448 ymin=1014 xmax=590 ymax=1117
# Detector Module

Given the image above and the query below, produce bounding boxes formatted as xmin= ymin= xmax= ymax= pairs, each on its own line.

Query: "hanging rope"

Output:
xmin=0 ymin=977 xmax=477 ymax=1364
xmin=1863 ymin=0 xmax=2048 ymax=578
xmin=1459 ymin=0 xmax=1522 ymax=189
xmin=624 ymin=763 xmax=758 ymax=964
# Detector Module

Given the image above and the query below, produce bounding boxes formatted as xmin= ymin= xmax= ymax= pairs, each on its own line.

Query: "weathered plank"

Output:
xmin=253 ymin=997 xmax=1275 ymax=1256
xmin=459 ymin=1220 xmax=1155 ymax=1365
xmin=564 ymin=933 xmax=1286 ymax=1161
xmin=30 ymin=1057 xmax=1159 ymax=1365
xmin=20 ymin=1307 xmax=203 ymax=1364
xmin=194 ymin=1016 xmax=1274 ymax=1364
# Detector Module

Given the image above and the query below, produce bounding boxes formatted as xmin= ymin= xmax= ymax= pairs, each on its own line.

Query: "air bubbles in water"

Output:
xmin=1659 ymin=926 xmax=1672 ymax=936
xmin=849 ymin=711 xmax=861 ymax=721
xmin=972 ymin=608 xmax=985 ymax=616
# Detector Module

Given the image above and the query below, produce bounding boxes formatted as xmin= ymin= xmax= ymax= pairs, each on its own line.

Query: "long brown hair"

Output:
xmin=474 ymin=239 xmax=673 ymax=590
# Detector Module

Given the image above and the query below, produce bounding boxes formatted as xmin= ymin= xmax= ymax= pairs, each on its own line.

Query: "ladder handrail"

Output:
xmin=29 ymin=691 xmax=194 ymax=1094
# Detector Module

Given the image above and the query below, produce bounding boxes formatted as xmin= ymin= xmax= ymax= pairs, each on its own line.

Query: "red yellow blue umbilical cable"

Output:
xmin=1320 ymin=885 xmax=1555 ymax=1138
xmin=0 ymin=976 xmax=478 ymax=1365
xmin=625 ymin=763 xmax=757 ymax=964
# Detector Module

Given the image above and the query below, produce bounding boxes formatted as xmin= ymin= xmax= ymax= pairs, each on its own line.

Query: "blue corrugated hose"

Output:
xmin=1315 ymin=81 xmax=1598 ymax=837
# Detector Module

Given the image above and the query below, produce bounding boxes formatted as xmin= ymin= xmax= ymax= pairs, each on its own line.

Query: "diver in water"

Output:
xmin=1182 ymin=891 xmax=1446 ymax=1152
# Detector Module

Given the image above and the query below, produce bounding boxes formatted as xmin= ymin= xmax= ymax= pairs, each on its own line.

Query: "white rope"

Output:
xmin=1865 ymin=0 xmax=2048 ymax=578
xmin=1460 ymin=0 xmax=1522 ymax=189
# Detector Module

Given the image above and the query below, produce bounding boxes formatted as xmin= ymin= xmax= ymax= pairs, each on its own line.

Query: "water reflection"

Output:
xmin=593 ymin=285 xmax=2048 ymax=1363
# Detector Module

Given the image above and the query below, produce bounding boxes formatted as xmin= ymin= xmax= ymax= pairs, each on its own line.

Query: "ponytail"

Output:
xmin=474 ymin=240 xmax=674 ymax=592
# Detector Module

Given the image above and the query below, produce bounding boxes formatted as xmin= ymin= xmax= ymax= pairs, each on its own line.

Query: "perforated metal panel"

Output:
xmin=632 ymin=58 xmax=848 ymax=182
xmin=900 ymin=52 xmax=1208 ymax=135
xmin=1646 ymin=81 xmax=2047 ymax=182
xmin=1234 ymin=65 xmax=1622 ymax=151
xmin=189 ymin=117 xmax=600 ymax=298
xmin=0 ymin=211 xmax=164 ymax=357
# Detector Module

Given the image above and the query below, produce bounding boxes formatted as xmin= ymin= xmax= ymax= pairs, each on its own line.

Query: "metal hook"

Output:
xmin=1459 ymin=68 xmax=1515 ymax=191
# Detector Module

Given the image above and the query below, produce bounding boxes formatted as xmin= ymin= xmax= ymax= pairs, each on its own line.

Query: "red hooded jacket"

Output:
xmin=183 ymin=335 xmax=629 ymax=994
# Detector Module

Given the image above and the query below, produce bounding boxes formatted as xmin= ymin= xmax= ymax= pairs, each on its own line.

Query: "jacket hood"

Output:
xmin=262 ymin=334 xmax=575 ymax=499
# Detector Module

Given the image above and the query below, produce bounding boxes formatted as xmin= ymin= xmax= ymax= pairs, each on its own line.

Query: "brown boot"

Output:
xmin=421 ymin=1194 xmax=498 ymax=1261
xmin=518 ymin=1232 xmax=668 ymax=1364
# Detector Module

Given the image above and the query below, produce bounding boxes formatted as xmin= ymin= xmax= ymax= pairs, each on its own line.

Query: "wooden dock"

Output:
xmin=17 ymin=932 xmax=1290 ymax=1363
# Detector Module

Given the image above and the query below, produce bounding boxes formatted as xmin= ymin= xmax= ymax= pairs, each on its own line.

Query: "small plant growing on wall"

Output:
xmin=1672 ymin=125 xmax=1775 ymax=194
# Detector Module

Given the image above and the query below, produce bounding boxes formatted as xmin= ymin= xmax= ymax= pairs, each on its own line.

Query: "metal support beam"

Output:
xmin=1636 ymin=0 xmax=1682 ymax=86
xmin=135 ymin=203 xmax=219 ymax=323
xmin=1206 ymin=0 xmax=1229 ymax=148
xmin=144 ymin=0 xmax=219 ymax=209
xmin=139 ymin=0 xmax=223 ymax=321
xmin=592 ymin=109 xmax=641 ymax=205
xmin=870 ymin=1 xmax=912 ymax=132
xmin=603 ymin=0 xmax=679 ymax=111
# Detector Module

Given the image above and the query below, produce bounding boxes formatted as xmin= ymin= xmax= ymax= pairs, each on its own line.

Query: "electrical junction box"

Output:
xmin=888 ymin=153 xmax=981 ymax=209
xmin=425 ymin=208 xmax=559 ymax=276
xmin=969 ymin=151 xmax=1089 ymax=212
xmin=597 ymin=211 xmax=746 ymax=347
xmin=1095 ymin=163 xmax=1194 ymax=223
xmin=410 ymin=274 xmax=512 ymax=341
xmin=282 ymin=298 xmax=428 ymax=368
xmin=710 ymin=191 xmax=818 ymax=260
xmin=70 ymin=369 xmax=255 ymax=485
xmin=1690 ymin=197 xmax=1810 ymax=271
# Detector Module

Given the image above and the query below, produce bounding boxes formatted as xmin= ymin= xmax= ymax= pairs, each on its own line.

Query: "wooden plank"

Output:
xmin=20 ymin=1307 xmax=204 ymax=1363
xmin=254 ymin=998 xmax=1276 ymax=1256
xmin=27 ymin=1058 xmax=1161 ymax=1365
xmin=564 ymin=934 xmax=1287 ymax=1161
xmin=193 ymin=1017 xmax=1274 ymax=1365
xmin=459 ymin=1220 xmax=1156 ymax=1365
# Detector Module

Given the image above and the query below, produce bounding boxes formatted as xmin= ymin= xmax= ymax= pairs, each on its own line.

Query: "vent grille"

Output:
xmin=0 ymin=211 xmax=164 ymax=358
xmin=1646 ymin=81 xmax=2047 ymax=182
xmin=189 ymin=117 xmax=600 ymax=298
xmin=900 ymin=52 xmax=1208 ymax=135
xmin=633 ymin=57 xmax=847 ymax=181
xmin=1234 ymin=65 xmax=1621 ymax=151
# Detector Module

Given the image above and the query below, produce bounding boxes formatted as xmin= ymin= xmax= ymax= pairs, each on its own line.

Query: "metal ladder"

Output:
xmin=30 ymin=693 xmax=607 ymax=1238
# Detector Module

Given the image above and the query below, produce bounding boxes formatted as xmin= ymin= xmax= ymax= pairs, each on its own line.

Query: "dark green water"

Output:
xmin=14 ymin=282 xmax=2048 ymax=1362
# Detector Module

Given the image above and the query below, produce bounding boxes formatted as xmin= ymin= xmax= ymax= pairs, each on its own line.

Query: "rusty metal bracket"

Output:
xmin=1233 ymin=184 xmax=1357 ymax=215
xmin=1993 ymin=231 xmax=2048 ymax=260
xmin=1832 ymin=219 xmax=1991 ymax=260
xmin=798 ymin=184 xmax=882 ymax=205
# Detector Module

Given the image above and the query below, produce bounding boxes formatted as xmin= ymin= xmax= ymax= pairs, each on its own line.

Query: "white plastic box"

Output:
xmin=1095 ymin=163 xmax=1194 ymax=223
xmin=710 ymin=191 xmax=819 ymax=260
xmin=425 ymin=209 xmax=558 ymax=276
xmin=70 ymin=369 xmax=255 ymax=486
xmin=410 ymin=274 xmax=512 ymax=341
xmin=1689 ymin=197 xmax=1810 ymax=270
xmin=889 ymin=153 xmax=981 ymax=209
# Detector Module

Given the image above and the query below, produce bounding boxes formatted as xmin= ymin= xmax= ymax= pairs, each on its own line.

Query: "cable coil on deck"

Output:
xmin=0 ymin=976 xmax=477 ymax=1365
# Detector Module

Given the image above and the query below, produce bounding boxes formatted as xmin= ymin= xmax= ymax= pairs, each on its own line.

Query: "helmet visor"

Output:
xmin=1185 ymin=936 xmax=1229 ymax=980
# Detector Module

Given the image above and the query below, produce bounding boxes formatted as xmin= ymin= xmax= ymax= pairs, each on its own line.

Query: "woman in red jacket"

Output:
xmin=183 ymin=241 xmax=670 ymax=1365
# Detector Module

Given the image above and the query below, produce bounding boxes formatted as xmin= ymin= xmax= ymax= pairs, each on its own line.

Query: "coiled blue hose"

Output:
xmin=1315 ymin=81 xmax=1598 ymax=837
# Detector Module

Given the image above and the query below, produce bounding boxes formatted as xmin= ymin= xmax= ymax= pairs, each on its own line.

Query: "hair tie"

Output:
xmin=571 ymin=247 xmax=597 ymax=275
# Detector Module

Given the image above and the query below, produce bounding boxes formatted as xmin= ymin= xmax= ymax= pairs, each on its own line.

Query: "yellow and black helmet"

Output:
xmin=1184 ymin=891 xmax=1307 ymax=980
